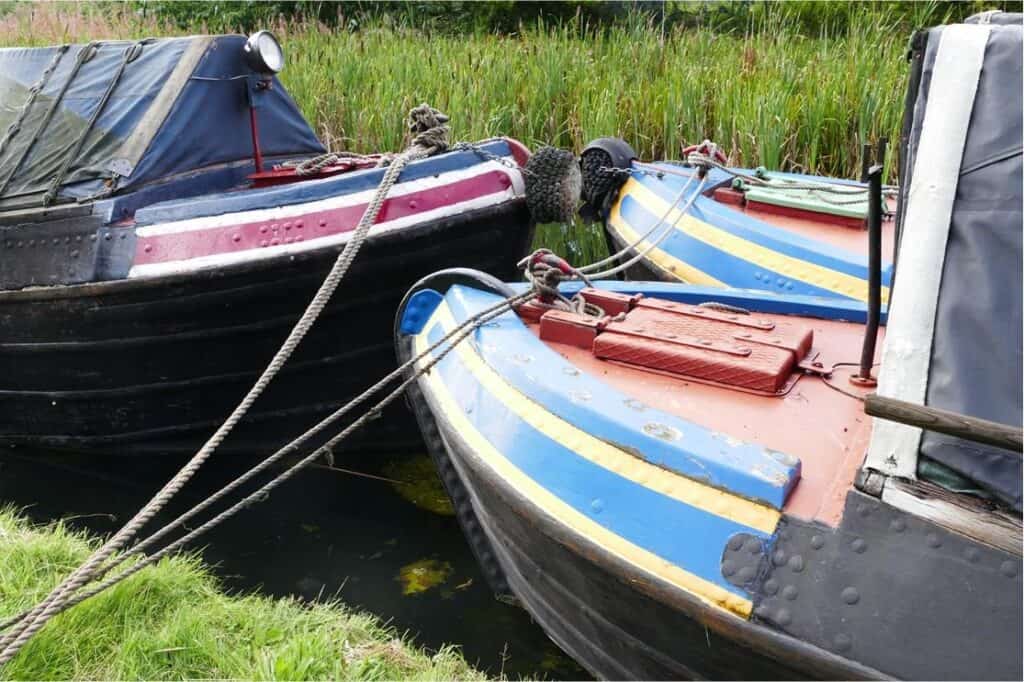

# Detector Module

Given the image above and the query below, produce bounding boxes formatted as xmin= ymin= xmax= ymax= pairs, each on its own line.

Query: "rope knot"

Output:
xmin=406 ymin=103 xmax=450 ymax=155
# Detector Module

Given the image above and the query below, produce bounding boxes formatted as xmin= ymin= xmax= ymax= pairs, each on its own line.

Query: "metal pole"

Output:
xmin=852 ymin=163 xmax=883 ymax=386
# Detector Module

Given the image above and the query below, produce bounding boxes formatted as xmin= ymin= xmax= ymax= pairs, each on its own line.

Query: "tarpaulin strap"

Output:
xmin=0 ymin=42 xmax=100 ymax=199
xmin=0 ymin=45 xmax=69 ymax=163
xmin=43 ymin=41 xmax=147 ymax=206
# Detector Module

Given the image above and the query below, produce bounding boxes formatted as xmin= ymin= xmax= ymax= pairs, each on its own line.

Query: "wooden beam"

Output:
xmin=865 ymin=394 xmax=1022 ymax=454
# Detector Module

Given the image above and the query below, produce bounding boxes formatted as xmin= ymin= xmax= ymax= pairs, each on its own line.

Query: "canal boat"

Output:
xmin=0 ymin=33 xmax=533 ymax=455
xmin=582 ymin=137 xmax=897 ymax=306
xmin=396 ymin=14 xmax=1023 ymax=679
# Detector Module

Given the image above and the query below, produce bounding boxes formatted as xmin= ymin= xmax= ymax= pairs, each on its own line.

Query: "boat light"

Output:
xmin=243 ymin=30 xmax=284 ymax=76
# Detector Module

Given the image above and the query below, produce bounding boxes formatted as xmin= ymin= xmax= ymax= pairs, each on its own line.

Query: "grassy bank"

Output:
xmin=1 ymin=1 xmax=915 ymax=180
xmin=0 ymin=509 xmax=483 ymax=680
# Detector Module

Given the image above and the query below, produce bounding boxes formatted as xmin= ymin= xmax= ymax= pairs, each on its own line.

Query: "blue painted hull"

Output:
xmin=604 ymin=164 xmax=894 ymax=304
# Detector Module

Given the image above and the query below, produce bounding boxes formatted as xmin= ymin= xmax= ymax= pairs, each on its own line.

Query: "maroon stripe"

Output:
xmin=135 ymin=170 xmax=513 ymax=265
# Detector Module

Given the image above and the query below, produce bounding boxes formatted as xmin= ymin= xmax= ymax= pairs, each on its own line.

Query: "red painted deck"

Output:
xmin=526 ymin=304 xmax=882 ymax=527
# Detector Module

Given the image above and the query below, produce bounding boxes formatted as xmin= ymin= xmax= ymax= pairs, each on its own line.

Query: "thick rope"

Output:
xmin=0 ymin=290 xmax=534 ymax=635
xmin=0 ymin=104 xmax=450 ymax=664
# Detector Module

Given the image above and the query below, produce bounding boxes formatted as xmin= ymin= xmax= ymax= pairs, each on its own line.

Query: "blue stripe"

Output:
xmin=627 ymin=169 xmax=894 ymax=284
xmin=135 ymin=139 xmax=514 ymax=225
xmin=442 ymin=285 xmax=800 ymax=509
xmin=426 ymin=320 xmax=765 ymax=599
xmin=621 ymin=194 xmax=853 ymax=299
xmin=505 ymin=279 xmax=888 ymax=325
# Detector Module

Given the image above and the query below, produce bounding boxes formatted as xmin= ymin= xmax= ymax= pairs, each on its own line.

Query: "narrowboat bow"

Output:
xmin=0 ymin=33 xmax=534 ymax=455
xmin=397 ymin=15 xmax=1023 ymax=679
xmin=583 ymin=137 xmax=897 ymax=306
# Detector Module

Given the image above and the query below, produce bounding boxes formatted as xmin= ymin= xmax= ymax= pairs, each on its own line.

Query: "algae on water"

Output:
xmin=382 ymin=455 xmax=455 ymax=516
xmin=397 ymin=558 xmax=453 ymax=596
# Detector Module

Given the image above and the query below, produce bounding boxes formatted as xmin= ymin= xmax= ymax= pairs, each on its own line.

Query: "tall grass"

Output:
xmin=1 ymin=2 xmax=911 ymax=180
xmin=0 ymin=508 xmax=484 ymax=680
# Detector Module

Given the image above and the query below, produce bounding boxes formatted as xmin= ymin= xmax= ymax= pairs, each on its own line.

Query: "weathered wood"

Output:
xmin=865 ymin=393 xmax=1023 ymax=453
xmin=882 ymin=477 xmax=1023 ymax=556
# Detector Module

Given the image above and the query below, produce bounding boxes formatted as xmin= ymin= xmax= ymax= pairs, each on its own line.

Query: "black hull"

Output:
xmin=397 ymin=335 xmax=881 ymax=681
xmin=1 ymin=203 xmax=533 ymax=456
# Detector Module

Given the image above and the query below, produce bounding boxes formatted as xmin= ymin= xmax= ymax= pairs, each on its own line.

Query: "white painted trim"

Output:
xmin=865 ymin=24 xmax=992 ymax=477
xmin=127 ymin=189 xmax=516 ymax=278
xmin=135 ymin=157 xmax=524 ymax=238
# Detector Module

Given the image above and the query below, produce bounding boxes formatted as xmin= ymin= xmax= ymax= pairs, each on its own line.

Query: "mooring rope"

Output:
xmin=0 ymin=103 xmax=452 ymax=664
xmin=0 ymin=289 xmax=536 ymax=637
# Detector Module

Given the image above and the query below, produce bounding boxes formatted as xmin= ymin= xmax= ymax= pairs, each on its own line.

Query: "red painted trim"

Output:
xmin=744 ymin=199 xmax=866 ymax=230
xmin=503 ymin=137 xmax=532 ymax=168
xmin=135 ymin=170 xmax=513 ymax=265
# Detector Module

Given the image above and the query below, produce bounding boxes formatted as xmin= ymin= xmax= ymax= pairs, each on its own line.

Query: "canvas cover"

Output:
xmin=0 ymin=35 xmax=323 ymax=209
xmin=897 ymin=14 xmax=1023 ymax=509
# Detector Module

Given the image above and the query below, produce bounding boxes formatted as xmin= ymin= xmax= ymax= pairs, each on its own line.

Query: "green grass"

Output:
xmin=0 ymin=508 xmax=484 ymax=680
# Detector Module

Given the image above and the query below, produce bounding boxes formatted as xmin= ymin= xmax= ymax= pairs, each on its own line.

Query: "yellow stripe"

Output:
xmin=615 ymin=178 xmax=891 ymax=304
xmin=430 ymin=303 xmax=779 ymax=532
xmin=415 ymin=315 xmax=756 ymax=617
xmin=608 ymin=198 xmax=725 ymax=286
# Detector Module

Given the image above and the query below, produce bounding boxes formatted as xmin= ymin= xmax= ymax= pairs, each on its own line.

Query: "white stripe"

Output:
xmin=136 ymin=157 xmax=524 ymax=238
xmin=127 ymin=189 xmax=516 ymax=278
xmin=865 ymin=24 xmax=991 ymax=477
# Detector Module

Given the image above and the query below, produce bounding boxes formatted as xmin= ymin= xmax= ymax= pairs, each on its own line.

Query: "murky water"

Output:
xmin=0 ymin=448 xmax=587 ymax=679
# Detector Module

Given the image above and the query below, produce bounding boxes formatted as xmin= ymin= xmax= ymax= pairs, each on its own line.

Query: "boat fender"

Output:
xmin=523 ymin=146 xmax=582 ymax=224
xmin=579 ymin=136 xmax=637 ymax=221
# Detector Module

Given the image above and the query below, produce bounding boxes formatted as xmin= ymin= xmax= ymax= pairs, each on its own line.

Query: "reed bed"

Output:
xmin=1 ymin=2 xmax=912 ymax=180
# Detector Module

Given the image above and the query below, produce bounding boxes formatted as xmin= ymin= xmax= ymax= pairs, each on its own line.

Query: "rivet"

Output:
xmin=728 ymin=535 xmax=745 ymax=552
xmin=562 ymin=367 xmax=580 ymax=376
xmin=271 ymin=223 xmax=279 ymax=232
xmin=259 ymin=240 xmax=268 ymax=247
xmin=788 ymin=555 xmax=805 ymax=572
xmin=319 ymin=219 xmax=327 ymax=227
xmin=28 ymin=239 xmax=35 ymax=246
xmin=1000 ymin=560 xmax=1017 ymax=578
xmin=295 ymin=220 xmax=303 ymax=229
xmin=143 ymin=245 xmax=152 ymax=253
xmin=851 ymin=538 xmax=867 ymax=554
xmin=890 ymin=518 xmax=906 ymax=533
xmin=232 ymin=234 xmax=241 ymax=242
xmin=775 ymin=608 xmax=792 ymax=626
xmin=737 ymin=566 xmax=756 ymax=582
xmin=745 ymin=537 xmax=762 ymax=555
xmin=260 ymin=225 xmax=268 ymax=233
xmin=70 ymin=249 xmax=79 ymax=257
xmin=772 ymin=550 xmax=787 ymax=566
xmin=963 ymin=547 xmax=980 ymax=563
xmin=782 ymin=584 xmax=799 ymax=600
xmin=283 ymin=221 xmax=292 ymax=230
xmin=741 ymin=333 xmax=751 ymax=338
xmin=810 ymin=535 xmax=825 ymax=550
xmin=763 ymin=578 xmax=779 ymax=596
xmin=270 ymin=238 xmax=280 ymax=246
xmin=52 ymin=238 xmax=59 ymax=245
xmin=754 ymin=605 xmax=770 ymax=619
xmin=722 ymin=559 xmax=737 ymax=577
xmin=104 ymin=234 xmax=111 ymax=241
xmin=591 ymin=498 xmax=604 ymax=514
xmin=634 ymin=327 xmax=646 ymax=333
xmin=833 ymin=633 xmax=852 ymax=653
xmin=700 ymin=339 xmax=712 ymax=346
xmin=409 ymin=200 xmax=418 ymax=209
xmin=665 ymin=333 xmax=677 ymax=339
xmin=841 ymin=587 xmax=860 ymax=605
xmin=926 ymin=533 xmax=942 ymax=549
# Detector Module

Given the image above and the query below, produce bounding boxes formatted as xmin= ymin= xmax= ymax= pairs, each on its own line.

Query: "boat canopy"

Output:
xmin=0 ymin=35 xmax=324 ymax=210
xmin=867 ymin=13 xmax=1023 ymax=510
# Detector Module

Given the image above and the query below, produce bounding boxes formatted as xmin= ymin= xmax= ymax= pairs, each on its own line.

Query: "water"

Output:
xmin=0 ymin=448 xmax=587 ymax=679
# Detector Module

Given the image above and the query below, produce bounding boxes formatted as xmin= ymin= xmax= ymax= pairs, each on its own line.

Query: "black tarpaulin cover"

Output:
xmin=900 ymin=14 xmax=1023 ymax=509
xmin=0 ymin=35 xmax=323 ymax=209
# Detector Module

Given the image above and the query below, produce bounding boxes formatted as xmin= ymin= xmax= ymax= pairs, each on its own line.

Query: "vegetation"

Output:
xmin=0 ymin=509 xmax=483 ymax=680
